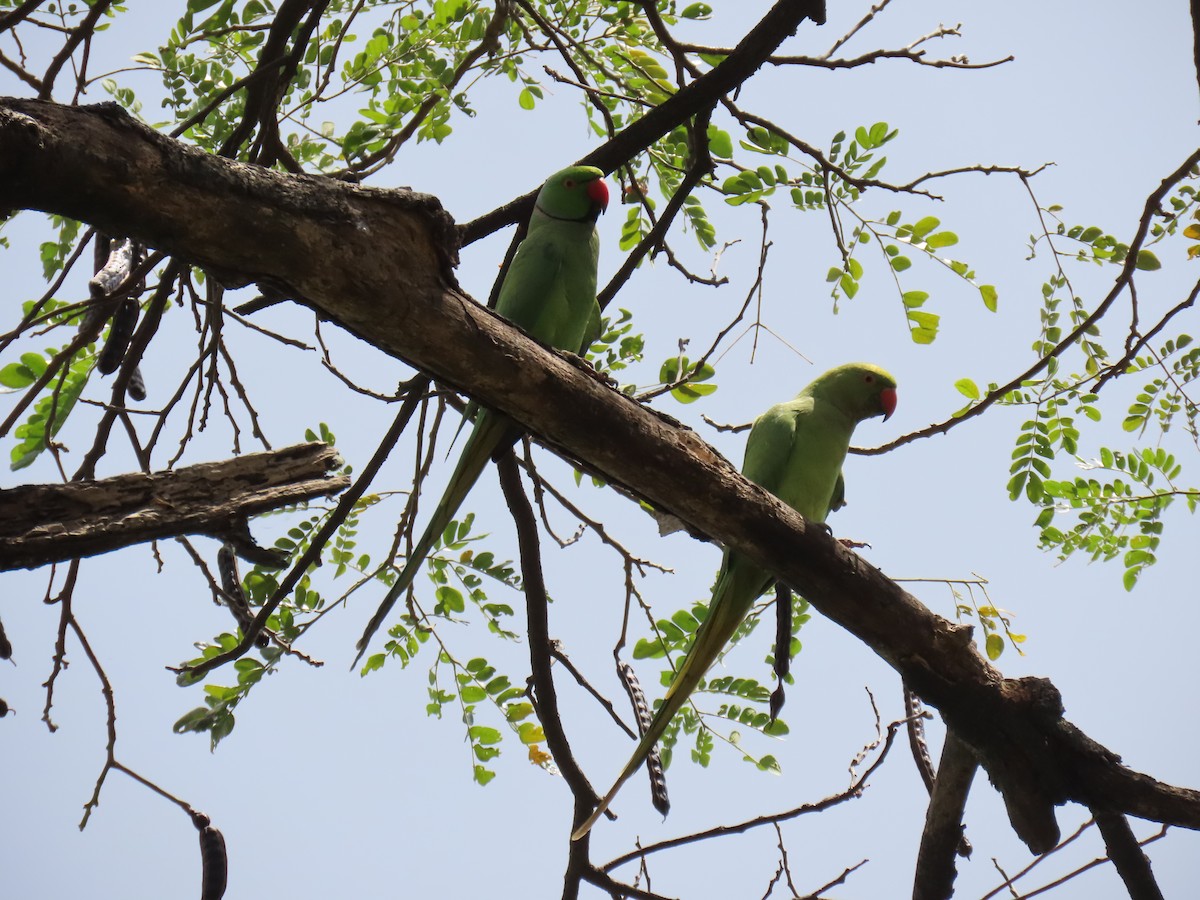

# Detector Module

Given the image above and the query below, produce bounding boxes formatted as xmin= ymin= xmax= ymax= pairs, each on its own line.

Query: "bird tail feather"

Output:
xmin=353 ymin=411 xmax=512 ymax=667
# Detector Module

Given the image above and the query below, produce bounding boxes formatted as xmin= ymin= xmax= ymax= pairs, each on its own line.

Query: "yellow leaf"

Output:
xmin=1183 ymin=224 xmax=1200 ymax=240
xmin=528 ymin=744 xmax=553 ymax=767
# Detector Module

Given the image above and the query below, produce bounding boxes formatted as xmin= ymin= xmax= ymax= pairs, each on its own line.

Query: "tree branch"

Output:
xmin=912 ymin=729 xmax=977 ymax=900
xmin=0 ymin=442 xmax=347 ymax=570
xmin=1093 ymin=809 xmax=1165 ymax=900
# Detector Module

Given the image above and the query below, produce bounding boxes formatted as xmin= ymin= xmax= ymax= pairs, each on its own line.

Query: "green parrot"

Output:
xmin=354 ymin=166 xmax=609 ymax=665
xmin=572 ymin=362 xmax=897 ymax=840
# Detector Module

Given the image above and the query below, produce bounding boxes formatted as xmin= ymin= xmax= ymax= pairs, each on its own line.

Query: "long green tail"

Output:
xmin=353 ymin=410 xmax=515 ymax=666
xmin=572 ymin=558 xmax=770 ymax=840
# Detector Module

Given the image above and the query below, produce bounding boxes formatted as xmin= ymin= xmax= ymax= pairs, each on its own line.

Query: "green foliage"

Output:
xmin=174 ymin=647 xmax=281 ymax=750
xmin=1035 ymin=447 xmax=1191 ymax=590
xmin=424 ymin=651 xmax=548 ymax=785
xmin=175 ymin=430 xmax=374 ymax=747
xmin=39 ymin=217 xmax=82 ymax=280
xmin=586 ymin=308 xmax=645 ymax=385
xmin=9 ymin=350 xmax=91 ymax=470
xmin=949 ymin=583 xmax=1025 ymax=661
xmin=1004 ymin=220 xmax=1198 ymax=585
xmin=631 ymin=587 xmax=804 ymax=771
xmin=827 ymin=206 xmax=997 ymax=343
xmin=657 ymin=354 xmax=717 ymax=404
xmin=1056 ymin=221 xmax=1161 ymax=271
xmin=764 ymin=124 xmax=1001 ymax=342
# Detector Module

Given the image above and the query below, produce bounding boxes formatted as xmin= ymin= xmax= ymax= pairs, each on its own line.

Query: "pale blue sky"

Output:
xmin=2 ymin=2 xmax=1198 ymax=898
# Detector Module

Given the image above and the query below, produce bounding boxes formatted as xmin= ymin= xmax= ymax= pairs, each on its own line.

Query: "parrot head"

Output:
xmin=812 ymin=362 xmax=897 ymax=422
xmin=535 ymin=165 xmax=609 ymax=223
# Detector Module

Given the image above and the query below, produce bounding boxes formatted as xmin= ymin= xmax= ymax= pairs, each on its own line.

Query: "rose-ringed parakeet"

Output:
xmin=354 ymin=166 xmax=609 ymax=665
xmin=572 ymin=362 xmax=897 ymax=840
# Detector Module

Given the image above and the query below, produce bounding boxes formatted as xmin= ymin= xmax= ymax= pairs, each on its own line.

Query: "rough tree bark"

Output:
xmin=0 ymin=442 xmax=347 ymax=570
xmin=1 ymin=98 xmax=1198 ymax=861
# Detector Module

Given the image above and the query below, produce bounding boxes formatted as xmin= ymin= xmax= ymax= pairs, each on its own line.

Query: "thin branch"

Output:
xmin=181 ymin=382 xmax=427 ymax=679
xmin=865 ymin=146 xmax=1200 ymax=455
xmin=602 ymin=713 xmax=909 ymax=872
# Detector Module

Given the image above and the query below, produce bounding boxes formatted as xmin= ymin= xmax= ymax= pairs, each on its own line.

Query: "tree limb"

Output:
xmin=912 ymin=729 xmax=978 ymax=900
xmin=0 ymin=442 xmax=347 ymax=570
xmin=1093 ymin=809 xmax=1165 ymax=900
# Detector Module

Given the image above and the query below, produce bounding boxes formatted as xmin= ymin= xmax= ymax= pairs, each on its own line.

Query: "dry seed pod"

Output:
xmin=97 ymin=298 xmax=140 ymax=374
xmin=191 ymin=812 xmax=228 ymax=900
xmin=618 ymin=661 xmax=669 ymax=817
xmin=127 ymin=366 xmax=147 ymax=401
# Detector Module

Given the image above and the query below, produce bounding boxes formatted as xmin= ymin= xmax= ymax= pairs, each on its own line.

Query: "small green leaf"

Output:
xmin=979 ymin=284 xmax=998 ymax=311
xmin=707 ymin=125 xmax=732 ymax=158
xmin=473 ymin=765 xmax=496 ymax=785
xmin=985 ymin=633 xmax=1004 ymax=660
xmin=0 ymin=362 xmax=37 ymax=389
xmin=925 ymin=231 xmax=958 ymax=249
xmin=633 ymin=636 xmax=665 ymax=659
xmin=954 ymin=378 xmax=980 ymax=400
xmin=672 ymin=383 xmax=717 ymax=404
xmin=517 ymin=722 xmax=545 ymax=744
xmin=469 ymin=725 xmax=502 ymax=745
xmin=517 ymin=87 xmax=536 ymax=110
xmin=680 ymin=2 xmax=713 ymax=19
xmin=1134 ymin=249 xmax=1161 ymax=271
xmin=911 ymin=216 xmax=940 ymax=239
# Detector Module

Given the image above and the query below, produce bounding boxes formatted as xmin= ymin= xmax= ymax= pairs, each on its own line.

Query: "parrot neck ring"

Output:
xmin=535 ymin=201 xmax=603 ymax=223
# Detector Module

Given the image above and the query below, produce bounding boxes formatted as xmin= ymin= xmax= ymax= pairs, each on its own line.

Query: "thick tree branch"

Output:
xmin=1093 ymin=810 xmax=1165 ymax=900
xmin=2 ymin=97 xmax=1199 ymax=855
xmin=912 ymin=730 xmax=978 ymax=900
xmin=0 ymin=442 xmax=347 ymax=570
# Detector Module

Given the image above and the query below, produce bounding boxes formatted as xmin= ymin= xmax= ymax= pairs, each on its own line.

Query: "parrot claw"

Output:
xmin=562 ymin=350 xmax=619 ymax=388
xmin=838 ymin=537 xmax=872 ymax=550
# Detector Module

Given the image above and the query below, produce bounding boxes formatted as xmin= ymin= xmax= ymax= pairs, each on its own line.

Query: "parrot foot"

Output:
xmin=838 ymin=537 xmax=872 ymax=550
xmin=562 ymin=350 xmax=619 ymax=388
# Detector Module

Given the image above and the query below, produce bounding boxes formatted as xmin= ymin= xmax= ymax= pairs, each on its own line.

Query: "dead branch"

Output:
xmin=0 ymin=442 xmax=347 ymax=570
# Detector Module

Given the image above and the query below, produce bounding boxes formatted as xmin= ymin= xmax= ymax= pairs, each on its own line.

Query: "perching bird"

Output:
xmin=354 ymin=166 xmax=609 ymax=665
xmin=572 ymin=362 xmax=897 ymax=840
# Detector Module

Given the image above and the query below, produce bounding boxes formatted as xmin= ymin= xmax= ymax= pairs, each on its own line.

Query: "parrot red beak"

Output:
xmin=880 ymin=387 xmax=897 ymax=421
xmin=587 ymin=177 xmax=610 ymax=213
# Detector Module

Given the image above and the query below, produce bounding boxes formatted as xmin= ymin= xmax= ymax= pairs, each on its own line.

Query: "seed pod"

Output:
xmin=217 ymin=544 xmax=268 ymax=648
xmin=97 ymin=298 xmax=140 ymax=374
xmin=0 ymin=616 xmax=11 ymax=660
xmin=89 ymin=237 xmax=136 ymax=299
xmin=192 ymin=812 xmax=228 ymax=900
xmin=127 ymin=366 xmax=147 ymax=401
xmin=618 ymin=661 xmax=669 ymax=817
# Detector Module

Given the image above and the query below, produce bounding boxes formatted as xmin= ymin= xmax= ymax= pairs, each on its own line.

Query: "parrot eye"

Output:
xmin=563 ymin=178 xmax=576 ymax=189
xmin=864 ymin=374 xmax=875 ymax=383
